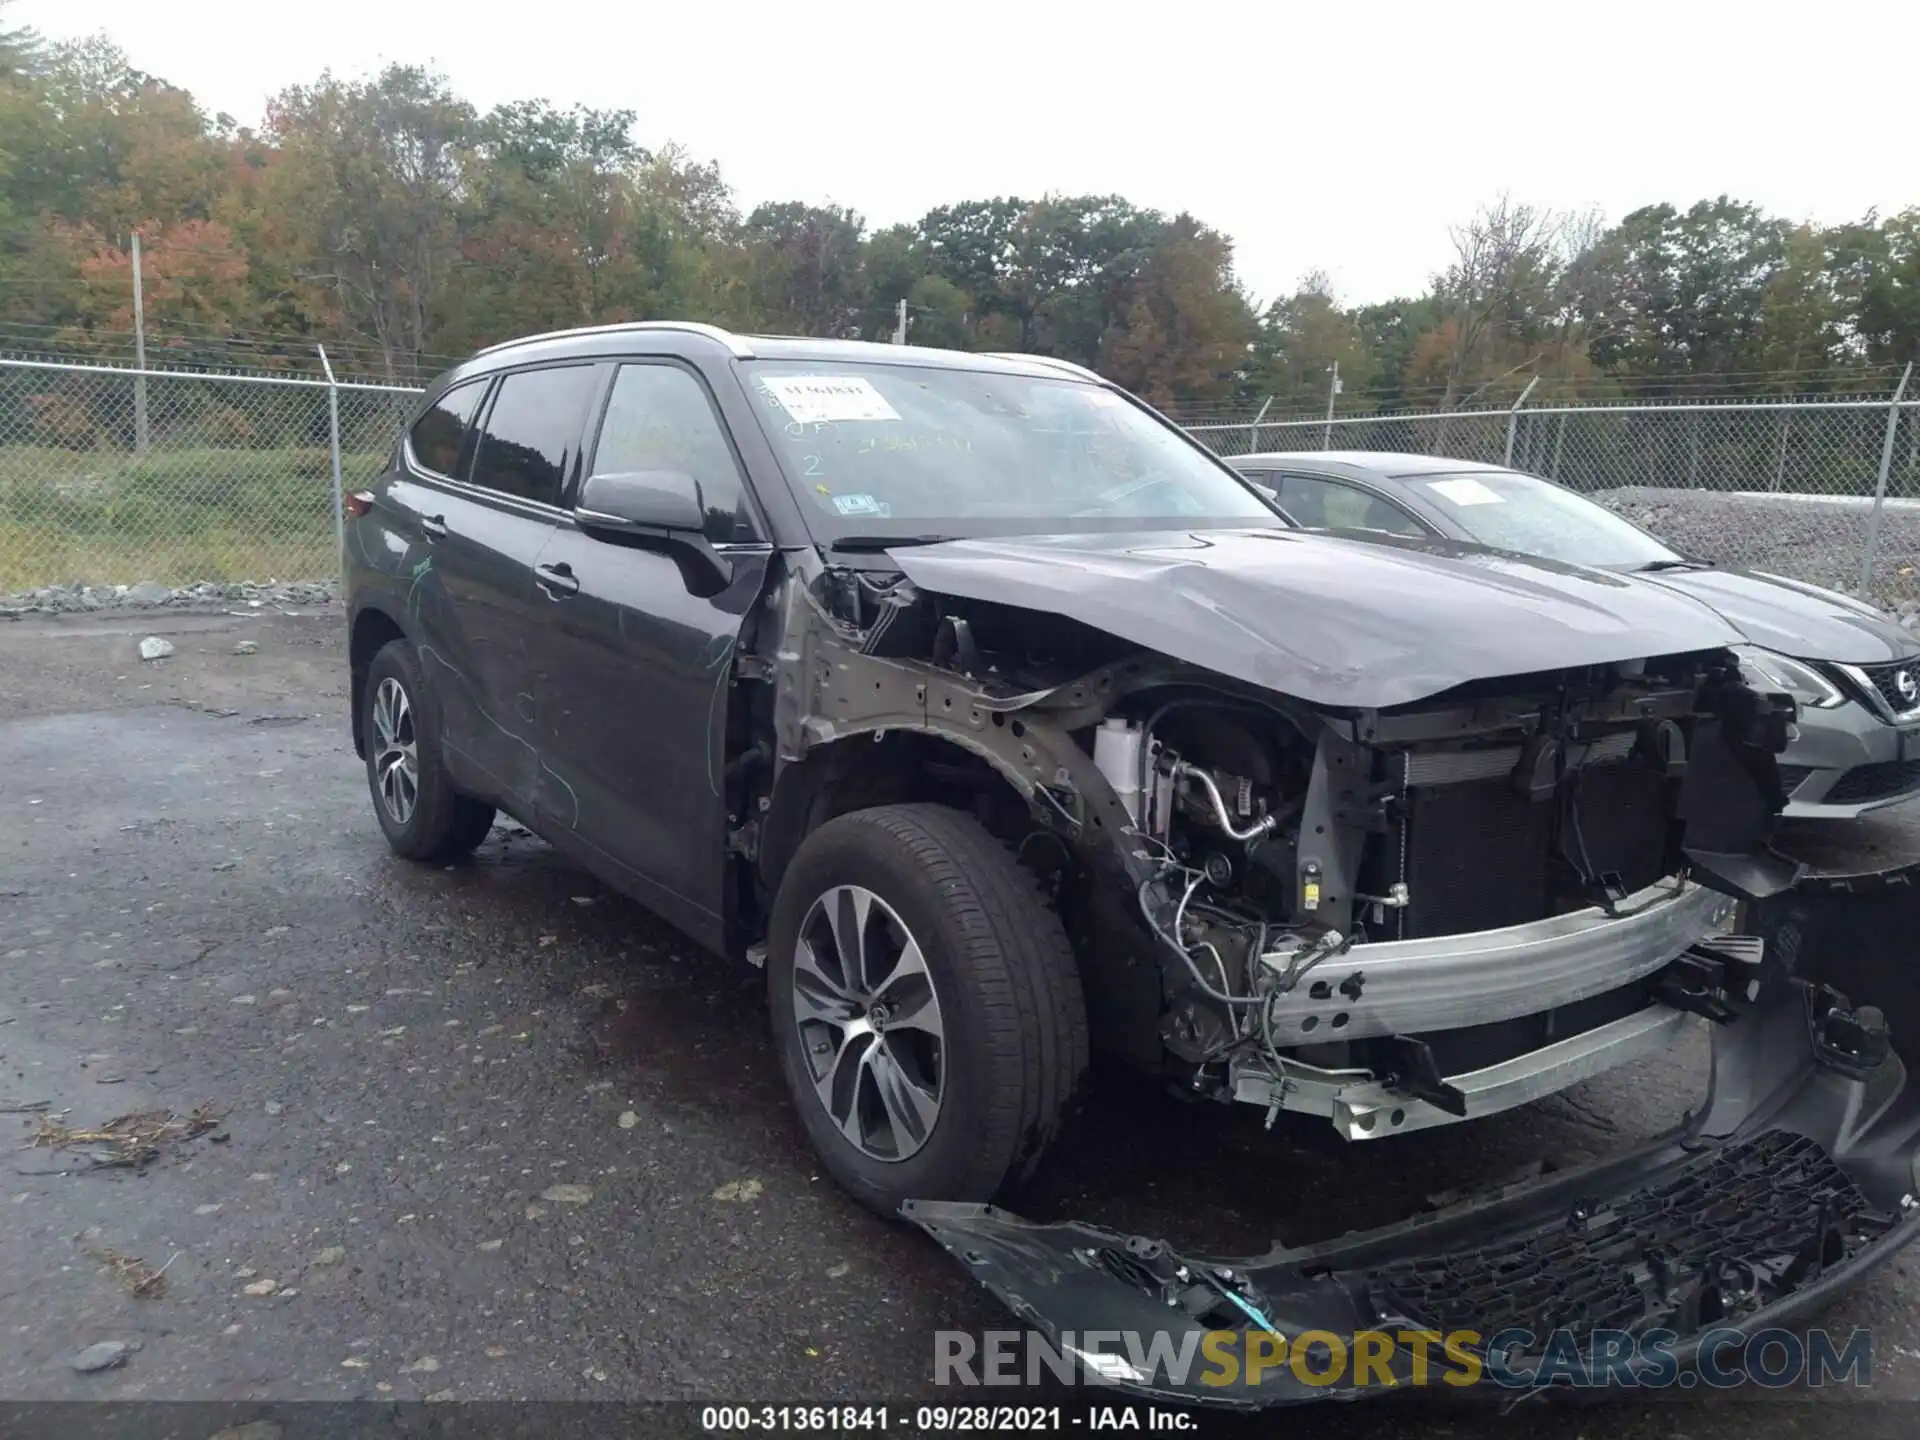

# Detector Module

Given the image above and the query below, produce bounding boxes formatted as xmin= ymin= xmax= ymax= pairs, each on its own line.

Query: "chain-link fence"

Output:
xmin=1188 ymin=386 xmax=1920 ymax=608
xmin=0 ymin=357 xmax=421 ymax=595
xmin=5 ymin=352 xmax=1920 ymax=616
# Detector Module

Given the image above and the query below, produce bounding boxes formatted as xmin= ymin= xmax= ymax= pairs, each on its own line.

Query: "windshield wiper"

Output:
xmin=829 ymin=534 xmax=962 ymax=553
xmin=1634 ymin=557 xmax=1709 ymax=572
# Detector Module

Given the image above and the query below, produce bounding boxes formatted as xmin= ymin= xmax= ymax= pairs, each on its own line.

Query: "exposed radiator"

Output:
xmin=1397 ymin=780 xmax=1552 ymax=939
xmin=1392 ymin=751 xmax=1672 ymax=940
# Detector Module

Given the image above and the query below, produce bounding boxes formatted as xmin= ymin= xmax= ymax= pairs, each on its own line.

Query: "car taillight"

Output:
xmin=345 ymin=491 xmax=375 ymax=518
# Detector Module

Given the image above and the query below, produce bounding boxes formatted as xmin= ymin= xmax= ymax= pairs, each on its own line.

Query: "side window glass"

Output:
xmin=407 ymin=379 xmax=487 ymax=478
xmin=591 ymin=364 xmax=756 ymax=543
xmin=469 ymin=365 xmax=597 ymax=507
xmin=1280 ymin=474 xmax=1424 ymax=537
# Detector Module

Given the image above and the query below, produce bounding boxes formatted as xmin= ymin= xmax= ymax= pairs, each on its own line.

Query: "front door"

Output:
xmin=528 ymin=359 xmax=773 ymax=939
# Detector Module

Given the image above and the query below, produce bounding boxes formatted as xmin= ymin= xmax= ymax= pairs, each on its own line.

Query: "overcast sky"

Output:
xmin=21 ymin=0 xmax=1920 ymax=308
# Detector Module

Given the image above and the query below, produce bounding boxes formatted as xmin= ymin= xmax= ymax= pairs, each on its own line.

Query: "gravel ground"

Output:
xmin=2 ymin=606 xmax=1920 ymax=1437
xmin=1599 ymin=489 xmax=1920 ymax=617
xmin=0 ymin=580 xmax=336 ymax=620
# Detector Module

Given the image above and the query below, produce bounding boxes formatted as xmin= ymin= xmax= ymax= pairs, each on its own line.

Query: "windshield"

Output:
xmin=740 ymin=360 xmax=1278 ymax=539
xmin=1406 ymin=469 xmax=1682 ymax=569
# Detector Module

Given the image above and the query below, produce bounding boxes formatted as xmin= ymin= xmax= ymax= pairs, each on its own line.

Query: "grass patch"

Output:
xmin=0 ymin=444 xmax=383 ymax=587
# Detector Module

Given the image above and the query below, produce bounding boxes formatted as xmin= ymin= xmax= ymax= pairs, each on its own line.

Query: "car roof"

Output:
xmin=1233 ymin=450 xmax=1515 ymax=479
xmin=442 ymin=322 xmax=1106 ymax=389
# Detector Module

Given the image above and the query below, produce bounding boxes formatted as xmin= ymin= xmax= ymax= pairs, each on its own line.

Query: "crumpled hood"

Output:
xmin=1635 ymin=567 xmax=1920 ymax=666
xmin=889 ymin=528 xmax=1749 ymax=709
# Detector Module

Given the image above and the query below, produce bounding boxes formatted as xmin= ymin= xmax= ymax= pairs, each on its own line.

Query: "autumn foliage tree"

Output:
xmin=0 ymin=32 xmax=1916 ymax=409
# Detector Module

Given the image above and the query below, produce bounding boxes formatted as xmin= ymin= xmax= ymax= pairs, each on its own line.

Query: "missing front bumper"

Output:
xmin=908 ymin=968 xmax=1920 ymax=1407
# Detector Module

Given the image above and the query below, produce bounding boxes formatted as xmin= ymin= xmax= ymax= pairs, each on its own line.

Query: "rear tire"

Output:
xmin=362 ymin=639 xmax=495 ymax=862
xmin=767 ymin=803 xmax=1088 ymax=1215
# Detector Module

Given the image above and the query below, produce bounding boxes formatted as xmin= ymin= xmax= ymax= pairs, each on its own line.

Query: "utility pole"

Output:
xmin=130 ymin=231 xmax=150 ymax=454
xmin=893 ymin=297 xmax=909 ymax=345
xmin=1322 ymin=361 xmax=1341 ymax=450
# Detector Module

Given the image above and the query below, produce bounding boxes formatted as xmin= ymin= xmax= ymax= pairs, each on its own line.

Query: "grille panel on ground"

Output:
xmin=1357 ymin=1131 xmax=1895 ymax=1342
xmin=1827 ymin=759 xmax=1920 ymax=805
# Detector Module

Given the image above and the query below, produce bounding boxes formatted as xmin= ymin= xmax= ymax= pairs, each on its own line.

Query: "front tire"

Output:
xmin=362 ymin=639 xmax=495 ymax=862
xmin=767 ymin=804 xmax=1088 ymax=1215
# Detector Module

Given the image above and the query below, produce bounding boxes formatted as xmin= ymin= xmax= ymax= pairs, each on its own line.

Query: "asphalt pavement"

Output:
xmin=3 ymin=604 xmax=1919 ymax=1437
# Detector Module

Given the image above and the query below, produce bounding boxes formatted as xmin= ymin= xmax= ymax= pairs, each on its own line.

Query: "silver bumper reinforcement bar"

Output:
xmin=1258 ymin=877 xmax=1735 ymax=1043
xmin=1233 ymin=1002 xmax=1697 ymax=1139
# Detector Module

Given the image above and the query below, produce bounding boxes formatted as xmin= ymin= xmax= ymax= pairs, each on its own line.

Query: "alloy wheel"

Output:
xmin=791 ymin=884 xmax=947 ymax=1162
xmin=370 ymin=675 xmax=419 ymax=827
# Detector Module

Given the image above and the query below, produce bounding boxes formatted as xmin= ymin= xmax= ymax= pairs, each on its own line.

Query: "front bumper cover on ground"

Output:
xmin=909 ymin=912 xmax=1920 ymax=1406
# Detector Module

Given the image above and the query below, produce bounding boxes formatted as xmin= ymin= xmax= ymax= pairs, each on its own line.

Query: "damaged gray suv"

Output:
xmin=347 ymin=324 xmax=1920 ymax=1403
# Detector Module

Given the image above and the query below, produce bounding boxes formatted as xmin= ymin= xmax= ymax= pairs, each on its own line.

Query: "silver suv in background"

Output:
xmin=1231 ymin=451 xmax=1920 ymax=820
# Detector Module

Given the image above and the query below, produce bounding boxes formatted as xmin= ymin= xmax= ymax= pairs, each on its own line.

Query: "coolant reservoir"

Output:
xmin=1093 ymin=718 xmax=1145 ymax=827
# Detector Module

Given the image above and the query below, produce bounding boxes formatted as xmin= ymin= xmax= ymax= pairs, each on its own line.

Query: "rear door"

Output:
xmin=528 ymin=358 xmax=773 ymax=942
xmin=383 ymin=376 xmax=494 ymax=784
xmin=422 ymin=363 xmax=599 ymax=814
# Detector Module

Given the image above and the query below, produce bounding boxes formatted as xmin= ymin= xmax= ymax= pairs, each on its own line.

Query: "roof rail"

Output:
xmin=471 ymin=321 xmax=756 ymax=361
xmin=983 ymin=351 xmax=1105 ymax=384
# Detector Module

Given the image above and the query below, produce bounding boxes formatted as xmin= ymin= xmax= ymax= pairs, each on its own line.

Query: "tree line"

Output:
xmin=2 ymin=23 xmax=1917 ymax=414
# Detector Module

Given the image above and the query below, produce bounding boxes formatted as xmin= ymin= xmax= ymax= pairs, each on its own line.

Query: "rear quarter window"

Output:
xmin=407 ymin=379 xmax=489 ymax=478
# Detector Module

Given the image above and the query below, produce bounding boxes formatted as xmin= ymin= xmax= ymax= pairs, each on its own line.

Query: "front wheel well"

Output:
xmin=749 ymin=730 xmax=1158 ymax=1066
xmin=349 ymin=606 xmax=408 ymax=757
xmin=756 ymin=732 xmax=1039 ymax=904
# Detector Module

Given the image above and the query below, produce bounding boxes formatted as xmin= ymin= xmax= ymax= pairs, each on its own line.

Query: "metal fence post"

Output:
xmin=1504 ymin=377 xmax=1539 ymax=467
xmin=317 ymin=344 xmax=346 ymax=578
xmin=1246 ymin=396 xmax=1272 ymax=456
xmin=1859 ymin=362 xmax=1914 ymax=593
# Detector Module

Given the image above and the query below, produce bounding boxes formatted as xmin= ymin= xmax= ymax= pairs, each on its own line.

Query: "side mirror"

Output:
xmin=574 ymin=469 xmax=733 ymax=590
xmin=576 ymin=469 xmax=707 ymax=533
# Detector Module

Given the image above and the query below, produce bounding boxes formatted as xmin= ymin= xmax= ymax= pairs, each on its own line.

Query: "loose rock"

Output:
xmin=137 ymin=637 xmax=175 ymax=662
xmin=69 ymin=1341 xmax=131 ymax=1373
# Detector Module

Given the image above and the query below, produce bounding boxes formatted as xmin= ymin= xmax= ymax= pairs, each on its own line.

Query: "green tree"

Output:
xmin=1580 ymin=198 xmax=1789 ymax=386
xmin=737 ymin=201 xmax=867 ymax=336
xmin=1831 ymin=209 xmax=1920 ymax=368
xmin=1098 ymin=215 xmax=1255 ymax=409
xmin=1248 ymin=273 xmax=1376 ymax=410
xmin=258 ymin=65 xmax=476 ymax=379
